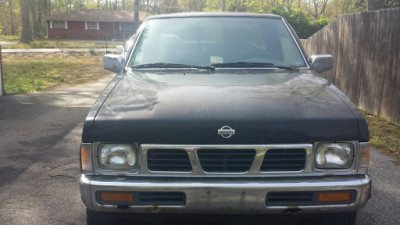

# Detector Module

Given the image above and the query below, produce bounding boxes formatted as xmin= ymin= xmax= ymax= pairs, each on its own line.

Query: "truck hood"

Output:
xmin=92 ymin=70 xmax=365 ymax=144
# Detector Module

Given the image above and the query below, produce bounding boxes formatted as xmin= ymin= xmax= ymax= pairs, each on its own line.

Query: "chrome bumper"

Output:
xmin=80 ymin=174 xmax=371 ymax=214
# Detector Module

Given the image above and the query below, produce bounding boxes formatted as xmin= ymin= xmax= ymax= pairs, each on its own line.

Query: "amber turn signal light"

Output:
xmin=317 ymin=191 xmax=353 ymax=203
xmin=99 ymin=192 xmax=133 ymax=203
xmin=80 ymin=146 xmax=90 ymax=168
xmin=80 ymin=144 xmax=93 ymax=174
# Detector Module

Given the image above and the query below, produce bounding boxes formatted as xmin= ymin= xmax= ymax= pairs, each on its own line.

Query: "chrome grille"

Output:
xmin=141 ymin=144 xmax=316 ymax=175
xmin=261 ymin=149 xmax=306 ymax=171
xmin=147 ymin=149 xmax=192 ymax=172
xmin=197 ymin=149 xmax=256 ymax=172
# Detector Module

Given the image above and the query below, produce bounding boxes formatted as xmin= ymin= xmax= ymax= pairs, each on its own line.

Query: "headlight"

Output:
xmin=99 ymin=144 xmax=137 ymax=170
xmin=315 ymin=143 xmax=353 ymax=169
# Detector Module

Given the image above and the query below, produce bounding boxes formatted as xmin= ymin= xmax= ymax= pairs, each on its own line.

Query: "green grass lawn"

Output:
xmin=1 ymin=35 xmax=20 ymax=41
xmin=362 ymin=110 xmax=400 ymax=156
xmin=2 ymin=38 xmax=123 ymax=49
xmin=3 ymin=56 xmax=111 ymax=94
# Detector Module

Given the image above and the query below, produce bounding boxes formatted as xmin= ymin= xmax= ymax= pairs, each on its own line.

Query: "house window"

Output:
xmin=51 ymin=20 xmax=67 ymax=29
xmin=85 ymin=21 xmax=99 ymax=30
xmin=119 ymin=22 xmax=133 ymax=31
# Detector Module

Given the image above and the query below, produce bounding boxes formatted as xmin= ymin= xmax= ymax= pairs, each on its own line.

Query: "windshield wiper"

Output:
xmin=211 ymin=62 xmax=299 ymax=71
xmin=132 ymin=63 xmax=215 ymax=71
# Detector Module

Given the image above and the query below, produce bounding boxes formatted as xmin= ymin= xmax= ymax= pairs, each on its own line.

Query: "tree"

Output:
xmin=366 ymin=0 xmax=377 ymax=10
xmin=244 ymin=0 xmax=269 ymax=13
xmin=158 ymin=0 xmax=180 ymax=13
xmin=323 ymin=0 xmax=366 ymax=19
xmin=376 ymin=0 xmax=400 ymax=9
xmin=307 ymin=0 xmax=329 ymax=19
xmin=134 ymin=0 xmax=139 ymax=30
xmin=271 ymin=4 xmax=329 ymax=39
xmin=30 ymin=0 xmax=40 ymax=38
xmin=20 ymin=0 xmax=32 ymax=43
xmin=204 ymin=0 xmax=239 ymax=11
xmin=179 ymin=0 xmax=206 ymax=11
xmin=8 ymin=0 xmax=16 ymax=35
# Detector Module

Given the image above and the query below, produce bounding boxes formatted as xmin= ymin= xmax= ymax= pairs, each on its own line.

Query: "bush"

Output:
xmin=89 ymin=49 xmax=97 ymax=55
xmin=271 ymin=5 xmax=329 ymax=39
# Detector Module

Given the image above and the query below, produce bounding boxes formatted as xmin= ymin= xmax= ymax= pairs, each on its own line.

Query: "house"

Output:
xmin=45 ymin=10 xmax=147 ymax=40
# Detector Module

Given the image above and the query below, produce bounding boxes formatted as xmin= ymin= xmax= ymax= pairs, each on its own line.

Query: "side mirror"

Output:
xmin=310 ymin=55 xmax=333 ymax=73
xmin=103 ymin=54 xmax=124 ymax=73
xmin=115 ymin=45 xmax=125 ymax=52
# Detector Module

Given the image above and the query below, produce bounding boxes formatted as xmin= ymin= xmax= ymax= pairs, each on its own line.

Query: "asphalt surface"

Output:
xmin=0 ymin=76 xmax=399 ymax=225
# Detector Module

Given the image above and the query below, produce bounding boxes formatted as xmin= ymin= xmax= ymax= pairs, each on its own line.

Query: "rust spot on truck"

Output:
xmin=144 ymin=205 xmax=160 ymax=213
xmin=283 ymin=205 xmax=301 ymax=213
xmin=218 ymin=206 xmax=237 ymax=213
xmin=239 ymin=191 xmax=246 ymax=208
xmin=206 ymin=190 xmax=212 ymax=206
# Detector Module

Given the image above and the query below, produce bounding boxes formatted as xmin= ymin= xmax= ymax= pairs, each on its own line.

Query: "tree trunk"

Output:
xmin=38 ymin=0 xmax=43 ymax=36
xmin=20 ymin=0 xmax=32 ymax=43
xmin=367 ymin=0 xmax=377 ymax=11
xmin=30 ymin=0 xmax=40 ymax=38
xmin=134 ymin=0 xmax=140 ymax=31
xmin=9 ymin=0 xmax=16 ymax=35
xmin=43 ymin=0 xmax=49 ymax=16
xmin=222 ymin=0 xmax=226 ymax=11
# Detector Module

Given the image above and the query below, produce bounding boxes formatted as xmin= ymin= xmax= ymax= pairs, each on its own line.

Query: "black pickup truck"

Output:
xmin=79 ymin=13 xmax=371 ymax=225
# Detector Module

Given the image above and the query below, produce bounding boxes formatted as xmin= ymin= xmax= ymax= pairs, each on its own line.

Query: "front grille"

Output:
xmin=261 ymin=149 xmax=306 ymax=171
xmin=197 ymin=149 xmax=256 ymax=172
xmin=267 ymin=192 xmax=315 ymax=206
xmin=147 ymin=149 xmax=192 ymax=172
xmin=134 ymin=192 xmax=186 ymax=205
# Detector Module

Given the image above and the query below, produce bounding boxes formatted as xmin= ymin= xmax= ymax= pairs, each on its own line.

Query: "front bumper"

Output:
xmin=80 ymin=174 xmax=371 ymax=214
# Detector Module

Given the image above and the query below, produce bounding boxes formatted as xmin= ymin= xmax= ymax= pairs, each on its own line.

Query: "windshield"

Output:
xmin=129 ymin=17 xmax=306 ymax=68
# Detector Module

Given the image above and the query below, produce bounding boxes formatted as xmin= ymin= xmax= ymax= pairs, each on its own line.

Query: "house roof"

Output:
xmin=45 ymin=10 xmax=149 ymax=22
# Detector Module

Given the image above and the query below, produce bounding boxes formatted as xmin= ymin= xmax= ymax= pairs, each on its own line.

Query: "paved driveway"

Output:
xmin=0 ymin=76 xmax=399 ymax=225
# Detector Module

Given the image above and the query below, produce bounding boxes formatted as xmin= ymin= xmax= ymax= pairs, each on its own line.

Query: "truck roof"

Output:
xmin=148 ymin=12 xmax=283 ymax=20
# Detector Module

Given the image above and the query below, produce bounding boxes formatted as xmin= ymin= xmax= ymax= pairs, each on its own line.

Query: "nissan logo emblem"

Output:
xmin=218 ymin=126 xmax=235 ymax=139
